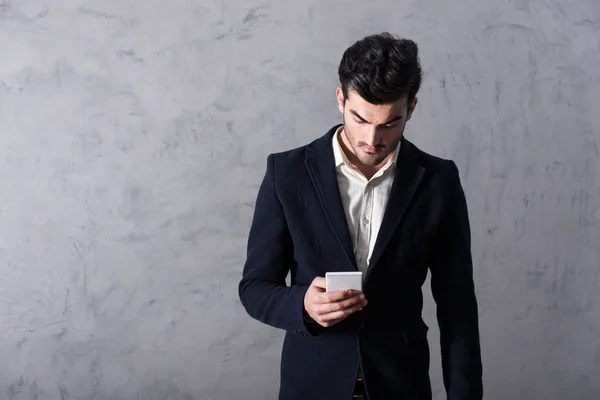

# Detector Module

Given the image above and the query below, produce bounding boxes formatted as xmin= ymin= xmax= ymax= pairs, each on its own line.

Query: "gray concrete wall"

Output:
xmin=1 ymin=0 xmax=599 ymax=399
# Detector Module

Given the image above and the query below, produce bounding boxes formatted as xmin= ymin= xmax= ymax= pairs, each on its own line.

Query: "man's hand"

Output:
xmin=303 ymin=277 xmax=367 ymax=327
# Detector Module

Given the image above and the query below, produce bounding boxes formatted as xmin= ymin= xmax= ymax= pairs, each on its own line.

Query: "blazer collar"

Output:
xmin=304 ymin=125 xmax=356 ymax=269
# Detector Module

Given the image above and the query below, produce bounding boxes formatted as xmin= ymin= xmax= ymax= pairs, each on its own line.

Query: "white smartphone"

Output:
xmin=325 ymin=271 xmax=363 ymax=292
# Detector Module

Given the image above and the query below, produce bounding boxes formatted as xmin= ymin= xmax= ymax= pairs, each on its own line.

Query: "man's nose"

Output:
xmin=364 ymin=126 xmax=382 ymax=146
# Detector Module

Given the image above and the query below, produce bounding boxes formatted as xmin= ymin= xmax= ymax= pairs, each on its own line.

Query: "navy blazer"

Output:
xmin=239 ymin=125 xmax=483 ymax=400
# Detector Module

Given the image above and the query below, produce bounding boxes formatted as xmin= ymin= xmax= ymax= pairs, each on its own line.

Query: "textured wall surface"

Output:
xmin=1 ymin=0 xmax=599 ymax=399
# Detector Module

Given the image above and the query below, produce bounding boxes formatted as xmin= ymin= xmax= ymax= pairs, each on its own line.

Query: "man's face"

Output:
xmin=336 ymin=88 xmax=417 ymax=169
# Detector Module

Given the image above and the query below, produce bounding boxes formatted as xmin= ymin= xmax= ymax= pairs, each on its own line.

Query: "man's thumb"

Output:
xmin=312 ymin=276 xmax=326 ymax=289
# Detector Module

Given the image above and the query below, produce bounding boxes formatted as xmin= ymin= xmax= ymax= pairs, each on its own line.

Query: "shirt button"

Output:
xmin=363 ymin=219 xmax=369 ymax=224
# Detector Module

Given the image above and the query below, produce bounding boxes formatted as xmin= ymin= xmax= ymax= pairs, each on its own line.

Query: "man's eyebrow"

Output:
xmin=350 ymin=110 xmax=369 ymax=123
xmin=349 ymin=110 xmax=403 ymax=125
xmin=382 ymin=116 xmax=403 ymax=125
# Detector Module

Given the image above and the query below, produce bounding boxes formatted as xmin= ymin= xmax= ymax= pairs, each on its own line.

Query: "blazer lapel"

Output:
xmin=304 ymin=125 xmax=357 ymax=270
xmin=366 ymin=139 xmax=426 ymax=280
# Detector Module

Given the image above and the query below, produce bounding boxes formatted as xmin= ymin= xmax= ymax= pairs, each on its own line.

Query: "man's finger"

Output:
xmin=318 ymin=289 xmax=360 ymax=304
xmin=313 ymin=295 xmax=366 ymax=316
xmin=314 ymin=295 xmax=365 ymax=314
xmin=318 ymin=302 xmax=365 ymax=324
xmin=311 ymin=277 xmax=326 ymax=289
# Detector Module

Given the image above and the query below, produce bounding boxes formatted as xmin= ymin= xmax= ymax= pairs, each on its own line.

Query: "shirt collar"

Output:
xmin=332 ymin=125 xmax=402 ymax=170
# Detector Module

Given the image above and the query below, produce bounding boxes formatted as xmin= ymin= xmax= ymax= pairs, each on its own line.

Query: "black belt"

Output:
xmin=353 ymin=375 xmax=366 ymax=399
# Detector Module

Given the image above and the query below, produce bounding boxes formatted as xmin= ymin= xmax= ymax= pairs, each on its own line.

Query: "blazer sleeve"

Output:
xmin=429 ymin=160 xmax=483 ymax=400
xmin=238 ymin=153 xmax=316 ymax=336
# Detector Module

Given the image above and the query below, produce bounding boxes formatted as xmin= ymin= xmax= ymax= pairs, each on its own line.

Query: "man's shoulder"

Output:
xmin=267 ymin=124 xmax=339 ymax=166
xmin=403 ymin=138 xmax=457 ymax=174
xmin=269 ymin=142 xmax=311 ymax=164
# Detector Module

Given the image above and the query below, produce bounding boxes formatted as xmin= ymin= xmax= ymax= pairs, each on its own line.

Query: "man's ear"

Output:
xmin=336 ymin=87 xmax=345 ymax=114
xmin=406 ymin=96 xmax=418 ymax=121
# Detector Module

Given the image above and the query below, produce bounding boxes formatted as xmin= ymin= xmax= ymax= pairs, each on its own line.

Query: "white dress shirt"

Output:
xmin=332 ymin=126 xmax=401 ymax=275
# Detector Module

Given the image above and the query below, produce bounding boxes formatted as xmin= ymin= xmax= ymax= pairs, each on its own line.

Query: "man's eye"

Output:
xmin=386 ymin=124 xmax=398 ymax=129
xmin=355 ymin=120 xmax=365 ymax=124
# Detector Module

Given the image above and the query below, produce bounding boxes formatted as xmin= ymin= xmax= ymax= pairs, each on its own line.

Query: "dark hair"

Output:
xmin=338 ymin=32 xmax=423 ymax=106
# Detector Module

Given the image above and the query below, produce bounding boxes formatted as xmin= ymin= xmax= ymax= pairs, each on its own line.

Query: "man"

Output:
xmin=239 ymin=32 xmax=483 ymax=400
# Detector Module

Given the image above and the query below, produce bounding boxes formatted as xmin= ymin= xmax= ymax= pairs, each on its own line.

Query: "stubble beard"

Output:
xmin=342 ymin=125 xmax=396 ymax=167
